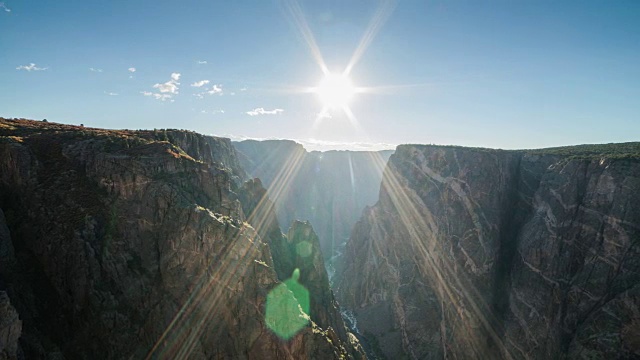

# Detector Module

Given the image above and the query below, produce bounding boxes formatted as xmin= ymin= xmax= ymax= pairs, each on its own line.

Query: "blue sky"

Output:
xmin=1 ymin=0 xmax=639 ymax=150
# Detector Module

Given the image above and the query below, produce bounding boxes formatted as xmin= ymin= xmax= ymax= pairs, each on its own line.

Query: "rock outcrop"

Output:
xmin=281 ymin=221 xmax=352 ymax=343
xmin=1 ymin=210 xmax=22 ymax=360
xmin=234 ymin=140 xmax=393 ymax=263
xmin=0 ymin=209 xmax=15 ymax=275
xmin=0 ymin=291 xmax=22 ymax=360
xmin=0 ymin=118 xmax=362 ymax=359
xmin=138 ymin=129 xmax=247 ymax=184
xmin=238 ymin=178 xmax=364 ymax=359
xmin=337 ymin=144 xmax=640 ymax=359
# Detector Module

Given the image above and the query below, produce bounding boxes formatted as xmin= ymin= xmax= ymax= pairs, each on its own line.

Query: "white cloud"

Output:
xmin=191 ymin=80 xmax=210 ymax=87
xmin=246 ymin=107 xmax=284 ymax=116
xmin=197 ymin=60 xmax=207 ymax=64
xmin=89 ymin=67 xmax=103 ymax=72
xmin=153 ymin=82 xmax=178 ymax=93
xmin=152 ymin=72 xmax=181 ymax=94
xmin=128 ymin=67 xmax=136 ymax=73
xmin=201 ymin=109 xmax=225 ymax=114
xmin=0 ymin=2 xmax=10 ymax=12
xmin=240 ymin=87 xmax=248 ymax=91
xmin=16 ymin=63 xmax=48 ymax=71
xmin=105 ymin=92 xmax=118 ymax=96
xmin=194 ymin=84 xmax=223 ymax=98
xmin=207 ymin=84 xmax=223 ymax=95
xmin=142 ymin=91 xmax=173 ymax=102
xmin=317 ymin=109 xmax=332 ymax=120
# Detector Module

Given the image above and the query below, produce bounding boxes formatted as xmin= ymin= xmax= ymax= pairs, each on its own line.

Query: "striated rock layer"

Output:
xmin=337 ymin=144 xmax=640 ymax=359
xmin=0 ymin=118 xmax=362 ymax=359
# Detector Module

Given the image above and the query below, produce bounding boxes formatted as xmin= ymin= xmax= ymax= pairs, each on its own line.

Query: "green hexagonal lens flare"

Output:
xmin=265 ymin=269 xmax=310 ymax=340
xmin=295 ymin=240 xmax=313 ymax=258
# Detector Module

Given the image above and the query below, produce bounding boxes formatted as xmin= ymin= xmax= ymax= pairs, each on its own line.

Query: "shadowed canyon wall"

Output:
xmin=3 ymin=117 xmax=638 ymax=359
xmin=337 ymin=144 xmax=640 ymax=359
xmin=0 ymin=118 xmax=362 ymax=359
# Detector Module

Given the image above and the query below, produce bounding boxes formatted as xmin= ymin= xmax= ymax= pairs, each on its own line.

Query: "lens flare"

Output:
xmin=265 ymin=269 xmax=310 ymax=340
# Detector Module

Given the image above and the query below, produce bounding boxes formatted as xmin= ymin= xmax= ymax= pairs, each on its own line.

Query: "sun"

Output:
xmin=314 ymin=73 xmax=356 ymax=109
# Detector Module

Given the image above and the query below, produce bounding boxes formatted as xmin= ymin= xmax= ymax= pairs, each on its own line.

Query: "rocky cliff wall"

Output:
xmin=0 ymin=118 xmax=362 ymax=359
xmin=337 ymin=144 xmax=640 ymax=359
xmin=237 ymin=178 xmax=364 ymax=359
xmin=234 ymin=140 xmax=393 ymax=262
xmin=137 ymin=129 xmax=247 ymax=184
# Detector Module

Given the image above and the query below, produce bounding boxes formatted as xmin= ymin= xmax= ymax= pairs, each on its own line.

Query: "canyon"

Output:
xmin=0 ymin=118 xmax=363 ymax=359
xmin=337 ymin=144 xmax=640 ymax=359
xmin=1 ymin=117 xmax=639 ymax=359
xmin=233 ymin=140 xmax=393 ymax=261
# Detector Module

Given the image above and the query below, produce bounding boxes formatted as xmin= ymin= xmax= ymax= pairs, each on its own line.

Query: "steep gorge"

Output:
xmin=337 ymin=144 xmax=640 ymax=359
xmin=2 ymin=117 xmax=639 ymax=359
xmin=233 ymin=140 xmax=393 ymax=264
xmin=0 ymin=118 xmax=362 ymax=359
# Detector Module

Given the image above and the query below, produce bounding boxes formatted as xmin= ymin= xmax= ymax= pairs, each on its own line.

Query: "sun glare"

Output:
xmin=314 ymin=73 xmax=356 ymax=109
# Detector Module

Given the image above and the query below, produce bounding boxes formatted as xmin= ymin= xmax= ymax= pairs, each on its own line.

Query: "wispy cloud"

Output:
xmin=317 ymin=109 xmax=332 ymax=120
xmin=197 ymin=60 xmax=207 ymax=64
xmin=89 ymin=67 xmax=103 ymax=73
xmin=128 ymin=67 xmax=136 ymax=73
xmin=152 ymin=72 xmax=181 ymax=94
xmin=194 ymin=84 xmax=223 ymax=98
xmin=105 ymin=92 xmax=118 ymax=96
xmin=142 ymin=91 xmax=173 ymax=102
xmin=201 ymin=109 xmax=225 ymax=114
xmin=191 ymin=80 xmax=209 ymax=87
xmin=0 ymin=2 xmax=10 ymax=12
xmin=246 ymin=107 xmax=284 ymax=116
xmin=16 ymin=63 xmax=48 ymax=71
xmin=142 ymin=73 xmax=181 ymax=101
xmin=240 ymin=87 xmax=248 ymax=92
xmin=208 ymin=84 xmax=223 ymax=95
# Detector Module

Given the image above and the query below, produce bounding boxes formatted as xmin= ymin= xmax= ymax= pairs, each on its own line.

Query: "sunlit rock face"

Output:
xmin=280 ymin=221 xmax=352 ymax=343
xmin=337 ymin=144 xmax=640 ymax=359
xmin=234 ymin=140 xmax=394 ymax=261
xmin=238 ymin=179 xmax=365 ymax=359
xmin=140 ymin=129 xmax=248 ymax=184
xmin=0 ymin=118 xmax=363 ymax=359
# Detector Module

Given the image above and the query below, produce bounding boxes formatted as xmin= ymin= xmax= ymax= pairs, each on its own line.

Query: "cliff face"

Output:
xmin=138 ymin=129 xmax=248 ymax=184
xmin=233 ymin=140 xmax=393 ymax=262
xmin=0 ymin=118 xmax=361 ymax=359
xmin=281 ymin=221 xmax=351 ymax=343
xmin=0 ymin=209 xmax=21 ymax=360
xmin=237 ymin=179 xmax=364 ymax=359
xmin=337 ymin=144 xmax=640 ymax=359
